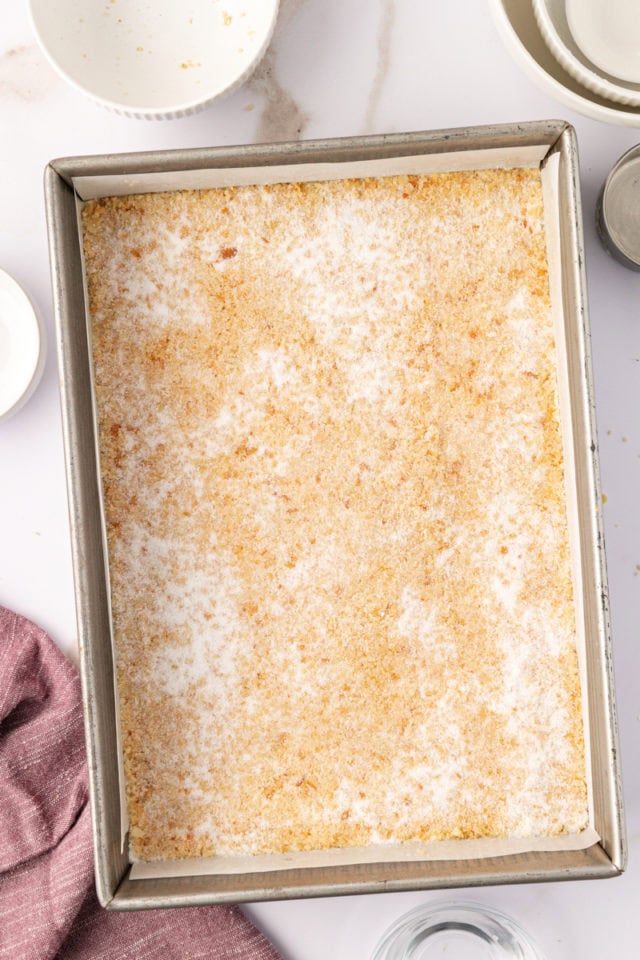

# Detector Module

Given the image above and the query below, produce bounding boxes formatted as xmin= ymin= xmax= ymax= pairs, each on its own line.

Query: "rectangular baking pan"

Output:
xmin=44 ymin=120 xmax=626 ymax=909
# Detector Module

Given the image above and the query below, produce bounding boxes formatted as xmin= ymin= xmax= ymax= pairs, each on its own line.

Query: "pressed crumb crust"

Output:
xmin=82 ymin=169 xmax=588 ymax=862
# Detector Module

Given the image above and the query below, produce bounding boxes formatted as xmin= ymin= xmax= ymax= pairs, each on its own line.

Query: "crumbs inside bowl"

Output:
xmin=29 ymin=0 xmax=279 ymax=118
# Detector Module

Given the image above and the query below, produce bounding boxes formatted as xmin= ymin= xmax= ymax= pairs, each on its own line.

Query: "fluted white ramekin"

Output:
xmin=29 ymin=0 xmax=279 ymax=120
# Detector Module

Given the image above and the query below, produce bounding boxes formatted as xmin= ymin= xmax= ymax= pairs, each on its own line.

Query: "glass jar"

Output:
xmin=371 ymin=901 xmax=544 ymax=960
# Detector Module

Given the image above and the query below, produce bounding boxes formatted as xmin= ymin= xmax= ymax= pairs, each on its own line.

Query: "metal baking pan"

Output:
xmin=44 ymin=120 xmax=626 ymax=909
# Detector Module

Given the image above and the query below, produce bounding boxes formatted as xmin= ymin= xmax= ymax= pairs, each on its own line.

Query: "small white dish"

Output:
xmin=489 ymin=0 xmax=640 ymax=127
xmin=0 ymin=268 xmax=45 ymax=422
xmin=566 ymin=0 xmax=640 ymax=84
xmin=29 ymin=0 xmax=279 ymax=120
xmin=533 ymin=0 xmax=640 ymax=107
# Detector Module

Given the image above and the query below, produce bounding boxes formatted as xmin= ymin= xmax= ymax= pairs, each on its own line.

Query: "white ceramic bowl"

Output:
xmin=29 ymin=0 xmax=279 ymax=120
xmin=489 ymin=0 xmax=640 ymax=127
xmin=566 ymin=0 xmax=640 ymax=84
xmin=532 ymin=0 xmax=640 ymax=107
xmin=0 ymin=269 xmax=45 ymax=422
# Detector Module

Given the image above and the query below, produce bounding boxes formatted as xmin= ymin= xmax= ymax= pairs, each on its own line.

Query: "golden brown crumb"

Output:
xmin=82 ymin=169 xmax=587 ymax=862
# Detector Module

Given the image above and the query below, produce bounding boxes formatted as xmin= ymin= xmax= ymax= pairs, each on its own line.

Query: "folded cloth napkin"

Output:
xmin=0 ymin=606 xmax=282 ymax=960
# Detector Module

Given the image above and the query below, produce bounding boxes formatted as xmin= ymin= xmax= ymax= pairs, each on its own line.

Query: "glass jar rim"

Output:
xmin=371 ymin=901 xmax=544 ymax=960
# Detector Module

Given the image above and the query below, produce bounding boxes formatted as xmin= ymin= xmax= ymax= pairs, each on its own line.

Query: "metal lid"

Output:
xmin=371 ymin=902 xmax=544 ymax=960
xmin=597 ymin=144 xmax=640 ymax=270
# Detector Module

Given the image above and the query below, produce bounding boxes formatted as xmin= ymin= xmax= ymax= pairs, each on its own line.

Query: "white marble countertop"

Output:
xmin=1 ymin=1 xmax=639 ymax=957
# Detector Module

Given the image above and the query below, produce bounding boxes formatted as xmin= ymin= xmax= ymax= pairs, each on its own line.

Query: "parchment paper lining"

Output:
xmin=541 ymin=151 xmax=595 ymax=834
xmin=73 ymin=145 xmax=544 ymax=201
xmin=75 ymin=141 xmax=597 ymax=878
xmin=74 ymin=200 xmax=130 ymax=852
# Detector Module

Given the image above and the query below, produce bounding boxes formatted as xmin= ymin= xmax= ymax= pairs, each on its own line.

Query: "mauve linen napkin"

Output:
xmin=0 ymin=605 xmax=282 ymax=960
